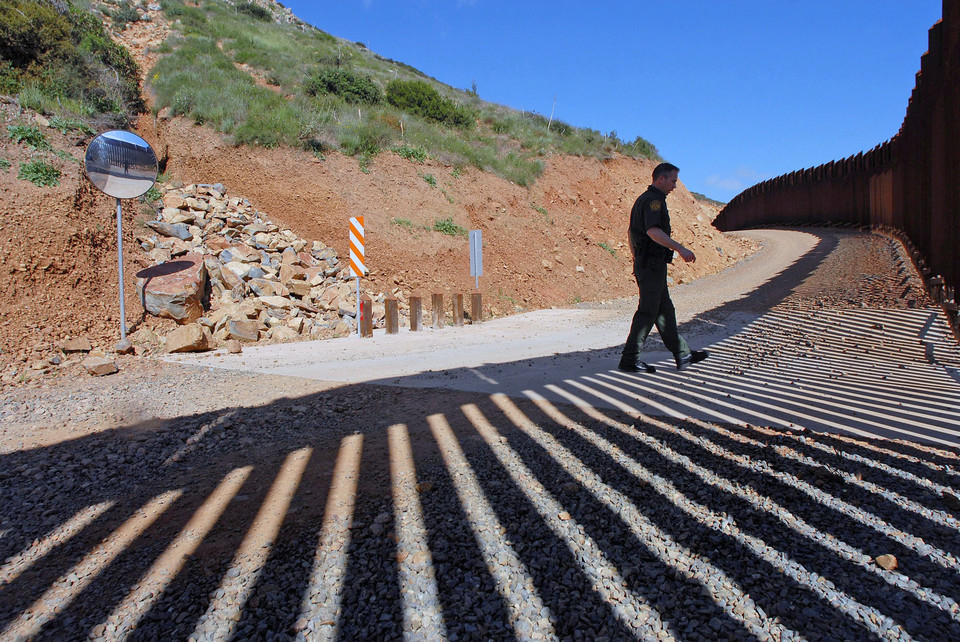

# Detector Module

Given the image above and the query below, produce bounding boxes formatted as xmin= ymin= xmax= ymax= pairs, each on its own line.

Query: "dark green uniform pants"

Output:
xmin=621 ymin=259 xmax=690 ymax=364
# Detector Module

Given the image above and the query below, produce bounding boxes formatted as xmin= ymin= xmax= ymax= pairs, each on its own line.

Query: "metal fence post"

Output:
xmin=359 ymin=295 xmax=373 ymax=338
xmin=385 ymin=295 xmax=399 ymax=334
xmin=432 ymin=292 xmax=444 ymax=329
xmin=471 ymin=291 xmax=483 ymax=324
xmin=452 ymin=293 xmax=464 ymax=327
xmin=409 ymin=293 xmax=422 ymax=331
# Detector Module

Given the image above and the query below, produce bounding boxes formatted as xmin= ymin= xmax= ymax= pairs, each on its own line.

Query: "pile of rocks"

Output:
xmin=136 ymin=183 xmax=401 ymax=353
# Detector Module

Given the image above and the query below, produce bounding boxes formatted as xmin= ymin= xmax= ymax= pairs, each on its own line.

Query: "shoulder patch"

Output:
xmin=650 ymin=200 xmax=661 ymax=212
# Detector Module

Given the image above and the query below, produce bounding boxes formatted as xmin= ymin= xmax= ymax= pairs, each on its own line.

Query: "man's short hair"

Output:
xmin=653 ymin=162 xmax=679 ymax=181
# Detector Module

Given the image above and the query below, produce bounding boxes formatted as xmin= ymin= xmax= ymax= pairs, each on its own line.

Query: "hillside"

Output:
xmin=0 ymin=1 xmax=757 ymax=384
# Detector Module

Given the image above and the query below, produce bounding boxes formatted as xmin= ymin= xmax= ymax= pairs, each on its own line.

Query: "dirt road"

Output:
xmin=170 ymin=229 xmax=960 ymax=447
xmin=2 ymin=228 xmax=960 ymax=641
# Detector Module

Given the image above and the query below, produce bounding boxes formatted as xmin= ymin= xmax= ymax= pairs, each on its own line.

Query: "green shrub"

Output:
xmin=233 ymin=101 xmax=302 ymax=148
xmin=357 ymin=154 xmax=371 ymax=173
xmin=108 ymin=3 xmax=142 ymax=27
xmin=386 ymin=79 xmax=473 ymax=129
xmin=8 ymin=124 xmax=51 ymax=150
xmin=161 ymin=1 xmax=207 ymax=30
xmin=420 ymin=172 xmax=436 ymax=187
xmin=499 ymin=152 xmax=542 ymax=186
xmin=626 ymin=135 xmax=661 ymax=160
xmin=337 ymin=119 xmax=393 ymax=157
xmin=394 ymin=144 xmax=426 ymax=163
xmin=391 ymin=217 xmax=417 ymax=232
xmin=49 ymin=115 xmax=93 ymax=135
xmin=0 ymin=0 xmax=69 ymax=69
xmin=160 ymin=1 xmax=186 ymax=16
xmin=18 ymin=159 xmax=61 ymax=186
xmin=0 ymin=60 xmax=22 ymax=94
xmin=0 ymin=1 xmax=143 ymax=120
xmin=305 ymin=68 xmax=383 ymax=105
xmin=523 ymin=111 xmax=550 ymax=130
xmin=17 ymin=82 xmax=56 ymax=113
xmin=0 ymin=158 xmax=10 ymax=172
xmin=236 ymin=2 xmax=271 ymax=21
xmin=140 ymin=185 xmax=162 ymax=202
xmin=432 ymin=217 xmax=467 ymax=236
xmin=548 ymin=117 xmax=572 ymax=136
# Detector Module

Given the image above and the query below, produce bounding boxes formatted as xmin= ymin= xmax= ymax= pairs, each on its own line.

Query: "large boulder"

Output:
xmin=268 ymin=325 xmax=301 ymax=341
xmin=165 ymin=323 xmax=212 ymax=353
xmin=136 ymin=253 xmax=208 ymax=324
xmin=227 ymin=318 xmax=262 ymax=342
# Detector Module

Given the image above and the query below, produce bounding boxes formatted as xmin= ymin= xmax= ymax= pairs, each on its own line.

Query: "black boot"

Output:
xmin=677 ymin=350 xmax=709 ymax=371
xmin=618 ymin=358 xmax=657 ymax=374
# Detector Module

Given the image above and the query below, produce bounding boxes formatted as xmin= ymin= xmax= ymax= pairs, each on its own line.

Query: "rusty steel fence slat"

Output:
xmin=715 ymin=1 xmax=960 ymax=304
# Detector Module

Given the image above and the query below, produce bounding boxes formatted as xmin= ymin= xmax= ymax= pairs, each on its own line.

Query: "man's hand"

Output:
xmin=647 ymin=227 xmax=696 ymax=263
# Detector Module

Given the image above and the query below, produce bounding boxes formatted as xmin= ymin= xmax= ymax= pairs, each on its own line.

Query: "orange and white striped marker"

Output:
xmin=349 ymin=216 xmax=365 ymax=277
xmin=349 ymin=216 xmax=365 ymax=337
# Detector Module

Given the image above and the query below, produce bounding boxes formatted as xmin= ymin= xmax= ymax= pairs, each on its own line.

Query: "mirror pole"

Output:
xmin=116 ymin=197 xmax=127 ymax=340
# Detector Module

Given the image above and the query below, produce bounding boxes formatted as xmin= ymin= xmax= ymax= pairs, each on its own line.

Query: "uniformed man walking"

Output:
xmin=618 ymin=162 xmax=708 ymax=373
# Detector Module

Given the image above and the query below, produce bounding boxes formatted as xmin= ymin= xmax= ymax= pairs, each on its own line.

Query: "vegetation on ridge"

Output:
xmin=0 ymin=0 xmax=144 ymax=127
xmin=0 ymin=0 xmax=664 ymax=187
xmin=148 ymin=0 xmax=661 ymax=185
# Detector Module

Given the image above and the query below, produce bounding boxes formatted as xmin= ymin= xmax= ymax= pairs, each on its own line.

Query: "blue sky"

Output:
xmin=281 ymin=1 xmax=943 ymax=202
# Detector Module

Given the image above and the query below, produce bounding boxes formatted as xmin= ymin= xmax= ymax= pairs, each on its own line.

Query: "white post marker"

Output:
xmin=469 ymin=229 xmax=483 ymax=290
xmin=349 ymin=216 xmax=366 ymax=337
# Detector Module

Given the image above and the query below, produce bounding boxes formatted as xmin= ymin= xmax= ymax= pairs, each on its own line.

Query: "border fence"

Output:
xmin=714 ymin=1 xmax=959 ymax=316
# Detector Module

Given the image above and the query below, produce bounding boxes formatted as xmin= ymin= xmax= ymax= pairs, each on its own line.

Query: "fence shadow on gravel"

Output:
xmin=2 ymin=381 xmax=959 ymax=640
xmin=3 ymin=235 xmax=960 ymax=640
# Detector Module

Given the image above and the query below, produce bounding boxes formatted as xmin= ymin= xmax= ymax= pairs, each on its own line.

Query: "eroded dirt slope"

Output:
xmin=0 ymin=6 xmax=756 ymax=383
xmin=142 ymin=115 xmax=753 ymax=309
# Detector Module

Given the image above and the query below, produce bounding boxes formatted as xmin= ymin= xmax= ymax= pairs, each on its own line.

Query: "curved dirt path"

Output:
xmin=170 ymin=228 xmax=960 ymax=447
xmin=168 ymin=229 xmax=814 ymax=384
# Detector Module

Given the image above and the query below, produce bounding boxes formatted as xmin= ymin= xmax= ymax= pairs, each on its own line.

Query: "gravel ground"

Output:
xmin=1 ymin=230 xmax=960 ymax=641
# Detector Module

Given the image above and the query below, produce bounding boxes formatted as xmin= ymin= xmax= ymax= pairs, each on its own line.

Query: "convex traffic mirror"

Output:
xmin=84 ymin=130 xmax=159 ymax=340
xmin=84 ymin=130 xmax=158 ymax=199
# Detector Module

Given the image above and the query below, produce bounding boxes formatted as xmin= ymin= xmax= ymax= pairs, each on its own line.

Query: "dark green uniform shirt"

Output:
xmin=628 ymin=185 xmax=674 ymax=271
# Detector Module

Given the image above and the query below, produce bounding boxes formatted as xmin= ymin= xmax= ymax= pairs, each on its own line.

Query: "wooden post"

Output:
xmin=470 ymin=290 xmax=483 ymax=324
xmin=431 ymin=291 xmax=444 ymax=329
xmin=452 ymin=293 xmax=464 ymax=327
xmin=409 ymin=293 xmax=422 ymax=331
xmin=385 ymin=295 xmax=399 ymax=334
xmin=359 ymin=295 xmax=373 ymax=338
